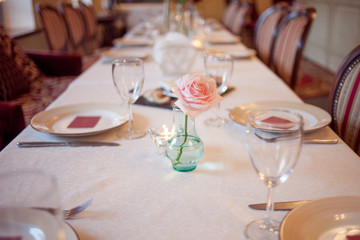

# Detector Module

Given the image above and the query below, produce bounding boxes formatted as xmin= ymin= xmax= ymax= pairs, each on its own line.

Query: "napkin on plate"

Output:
xmin=152 ymin=32 xmax=197 ymax=76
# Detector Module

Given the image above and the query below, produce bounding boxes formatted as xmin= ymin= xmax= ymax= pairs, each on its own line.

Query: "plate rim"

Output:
xmin=229 ymin=101 xmax=332 ymax=132
xmin=30 ymin=103 xmax=128 ymax=137
xmin=280 ymin=196 xmax=360 ymax=240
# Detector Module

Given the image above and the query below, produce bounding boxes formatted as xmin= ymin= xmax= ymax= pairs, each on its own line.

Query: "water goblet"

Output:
xmin=0 ymin=169 xmax=65 ymax=240
xmin=112 ymin=58 xmax=146 ymax=140
xmin=203 ymin=50 xmax=233 ymax=127
xmin=245 ymin=109 xmax=304 ymax=240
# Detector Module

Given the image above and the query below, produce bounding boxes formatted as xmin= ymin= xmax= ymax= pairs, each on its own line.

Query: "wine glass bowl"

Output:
xmin=203 ymin=50 xmax=233 ymax=127
xmin=112 ymin=57 xmax=146 ymax=140
xmin=245 ymin=109 xmax=303 ymax=240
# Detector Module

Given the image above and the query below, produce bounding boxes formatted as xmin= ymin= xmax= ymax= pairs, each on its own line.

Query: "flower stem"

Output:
xmin=175 ymin=115 xmax=188 ymax=165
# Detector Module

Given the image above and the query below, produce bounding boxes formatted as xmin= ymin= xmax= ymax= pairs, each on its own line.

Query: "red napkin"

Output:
xmin=67 ymin=116 xmax=100 ymax=128
xmin=261 ymin=116 xmax=294 ymax=130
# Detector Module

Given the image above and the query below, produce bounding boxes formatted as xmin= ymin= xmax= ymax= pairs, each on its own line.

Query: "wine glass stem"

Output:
xmin=127 ymin=103 xmax=134 ymax=131
xmin=215 ymin=102 xmax=221 ymax=118
xmin=265 ymin=187 xmax=274 ymax=226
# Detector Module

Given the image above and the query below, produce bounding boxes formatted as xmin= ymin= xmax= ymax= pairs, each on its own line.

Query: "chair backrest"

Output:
xmin=329 ymin=45 xmax=360 ymax=156
xmin=222 ymin=0 xmax=240 ymax=30
xmin=59 ymin=2 xmax=88 ymax=55
xmin=271 ymin=6 xmax=316 ymax=88
xmin=229 ymin=2 xmax=251 ymax=35
xmin=35 ymin=3 xmax=70 ymax=52
xmin=79 ymin=1 xmax=99 ymax=53
xmin=254 ymin=2 xmax=289 ymax=66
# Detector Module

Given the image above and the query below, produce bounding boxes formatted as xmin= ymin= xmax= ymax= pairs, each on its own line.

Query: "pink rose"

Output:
xmin=173 ymin=74 xmax=223 ymax=117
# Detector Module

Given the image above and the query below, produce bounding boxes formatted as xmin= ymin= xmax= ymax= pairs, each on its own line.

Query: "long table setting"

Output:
xmin=1 ymin=15 xmax=360 ymax=240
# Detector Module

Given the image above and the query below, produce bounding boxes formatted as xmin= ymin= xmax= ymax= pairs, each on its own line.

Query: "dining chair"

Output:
xmin=58 ymin=2 xmax=88 ymax=56
xmin=328 ymin=45 xmax=360 ymax=156
xmin=254 ymin=2 xmax=290 ymax=66
xmin=271 ymin=6 xmax=317 ymax=89
xmin=221 ymin=0 xmax=240 ymax=30
xmin=35 ymin=3 xmax=71 ymax=52
xmin=228 ymin=2 xmax=251 ymax=36
xmin=78 ymin=1 xmax=99 ymax=54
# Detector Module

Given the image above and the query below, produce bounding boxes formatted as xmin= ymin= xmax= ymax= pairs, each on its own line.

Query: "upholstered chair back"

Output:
xmin=271 ymin=7 xmax=316 ymax=88
xmin=329 ymin=45 xmax=360 ymax=156
xmin=229 ymin=2 xmax=251 ymax=35
xmin=79 ymin=1 xmax=99 ymax=53
xmin=59 ymin=3 xmax=88 ymax=55
xmin=35 ymin=3 xmax=70 ymax=52
xmin=254 ymin=2 xmax=289 ymax=66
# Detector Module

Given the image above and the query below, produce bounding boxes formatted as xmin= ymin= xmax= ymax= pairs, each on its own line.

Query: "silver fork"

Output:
xmin=63 ymin=198 xmax=93 ymax=220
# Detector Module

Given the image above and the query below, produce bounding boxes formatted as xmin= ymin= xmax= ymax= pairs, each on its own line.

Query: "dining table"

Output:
xmin=1 ymin=23 xmax=360 ymax=240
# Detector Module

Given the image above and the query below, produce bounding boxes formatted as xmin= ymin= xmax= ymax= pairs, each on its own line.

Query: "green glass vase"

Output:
xmin=165 ymin=106 xmax=204 ymax=172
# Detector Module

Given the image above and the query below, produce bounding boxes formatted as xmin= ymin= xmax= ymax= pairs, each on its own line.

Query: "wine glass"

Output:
xmin=112 ymin=57 xmax=146 ymax=140
xmin=245 ymin=109 xmax=304 ymax=240
xmin=203 ymin=50 xmax=233 ymax=127
xmin=0 ymin=169 xmax=65 ymax=240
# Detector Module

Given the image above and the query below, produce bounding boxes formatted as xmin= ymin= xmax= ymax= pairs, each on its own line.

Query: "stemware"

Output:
xmin=0 ymin=169 xmax=65 ymax=240
xmin=245 ymin=109 xmax=304 ymax=240
xmin=203 ymin=50 xmax=233 ymax=127
xmin=112 ymin=58 xmax=146 ymax=140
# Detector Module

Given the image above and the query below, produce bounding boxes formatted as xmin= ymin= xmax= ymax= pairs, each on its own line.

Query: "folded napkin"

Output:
xmin=152 ymin=32 xmax=197 ymax=76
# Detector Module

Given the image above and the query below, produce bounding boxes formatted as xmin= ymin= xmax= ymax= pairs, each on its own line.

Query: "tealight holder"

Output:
xmin=147 ymin=125 xmax=174 ymax=155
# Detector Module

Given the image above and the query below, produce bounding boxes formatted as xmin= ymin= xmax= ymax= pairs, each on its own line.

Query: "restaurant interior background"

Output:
xmin=0 ymin=0 xmax=359 ymax=110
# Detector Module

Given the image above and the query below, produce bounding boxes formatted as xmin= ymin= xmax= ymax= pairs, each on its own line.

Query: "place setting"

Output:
xmin=241 ymin=108 xmax=359 ymax=240
xmin=0 ymin=169 xmax=93 ymax=240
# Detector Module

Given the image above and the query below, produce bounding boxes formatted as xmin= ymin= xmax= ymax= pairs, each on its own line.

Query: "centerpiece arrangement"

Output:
xmin=165 ymin=73 xmax=222 ymax=172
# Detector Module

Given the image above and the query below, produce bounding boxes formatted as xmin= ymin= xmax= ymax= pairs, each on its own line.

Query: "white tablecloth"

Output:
xmin=1 ymin=37 xmax=360 ymax=240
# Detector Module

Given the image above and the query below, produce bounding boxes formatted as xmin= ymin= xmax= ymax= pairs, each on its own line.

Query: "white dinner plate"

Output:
xmin=229 ymin=101 xmax=332 ymax=132
xmin=0 ymin=208 xmax=78 ymax=240
xmin=101 ymin=48 xmax=149 ymax=60
xmin=113 ymin=37 xmax=153 ymax=47
xmin=31 ymin=103 xmax=128 ymax=136
xmin=206 ymin=45 xmax=256 ymax=59
xmin=280 ymin=196 xmax=360 ymax=240
xmin=207 ymin=31 xmax=239 ymax=44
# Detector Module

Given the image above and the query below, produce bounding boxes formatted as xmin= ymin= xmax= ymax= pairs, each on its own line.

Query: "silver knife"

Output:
xmin=249 ymin=200 xmax=310 ymax=211
xmin=303 ymin=139 xmax=338 ymax=144
xmin=17 ymin=141 xmax=120 ymax=148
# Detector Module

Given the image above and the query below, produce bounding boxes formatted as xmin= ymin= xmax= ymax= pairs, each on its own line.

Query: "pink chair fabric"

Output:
xmin=271 ymin=7 xmax=316 ymax=88
xmin=254 ymin=2 xmax=289 ymax=66
xmin=329 ymin=45 xmax=360 ymax=156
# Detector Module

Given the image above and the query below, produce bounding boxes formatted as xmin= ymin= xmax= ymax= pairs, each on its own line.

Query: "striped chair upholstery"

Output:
xmin=254 ymin=2 xmax=289 ymax=66
xmin=79 ymin=2 xmax=99 ymax=54
xmin=35 ymin=3 xmax=70 ymax=52
xmin=59 ymin=3 xmax=88 ymax=55
xmin=329 ymin=45 xmax=360 ymax=156
xmin=229 ymin=2 xmax=251 ymax=35
xmin=271 ymin=7 xmax=316 ymax=89
xmin=222 ymin=0 xmax=240 ymax=29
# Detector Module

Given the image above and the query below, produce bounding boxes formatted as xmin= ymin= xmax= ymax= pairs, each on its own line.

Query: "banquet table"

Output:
xmin=1 ymin=28 xmax=360 ymax=240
